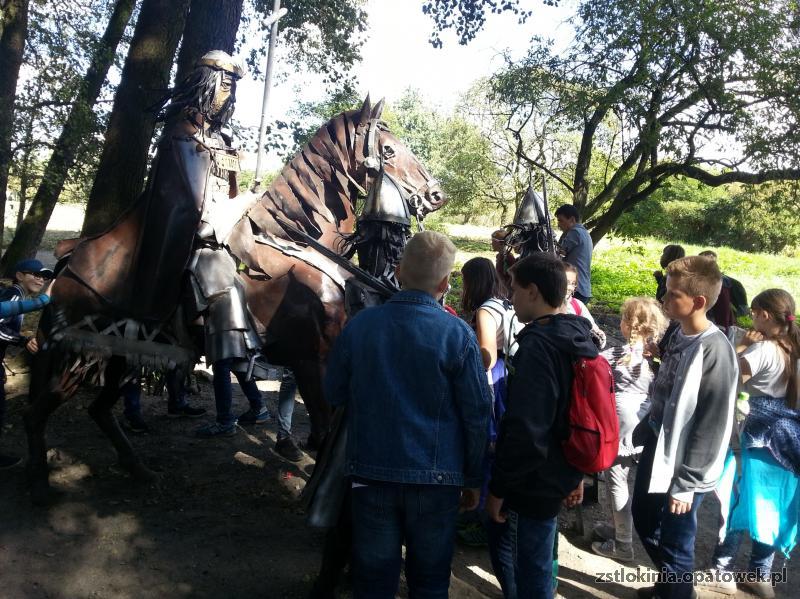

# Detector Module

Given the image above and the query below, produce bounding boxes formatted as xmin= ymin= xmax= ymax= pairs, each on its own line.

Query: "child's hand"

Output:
xmin=563 ymin=480 xmax=584 ymax=508
xmin=644 ymin=339 xmax=660 ymax=359
xmin=668 ymin=495 xmax=692 ymax=515
xmin=486 ymin=493 xmax=506 ymax=523
xmin=741 ymin=329 xmax=764 ymax=348
xmin=459 ymin=488 xmax=481 ymax=512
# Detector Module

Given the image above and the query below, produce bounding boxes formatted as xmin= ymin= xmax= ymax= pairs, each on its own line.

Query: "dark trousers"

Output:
xmin=0 ymin=370 xmax=6 ymax=436
xmin=212 ymin=358 xmax=264 ymax=426
xmin=713 ymin=529 xmax=775 ymax=576
xmin=487 ymin=508 xmax=558 ymax=599
xmin=632 ymin=433 xmax=705 ymax=599
xmin=351 ymin=483 xmax=460 ymax=599
xmin=121 ymin=371 xmax=191 ymax=420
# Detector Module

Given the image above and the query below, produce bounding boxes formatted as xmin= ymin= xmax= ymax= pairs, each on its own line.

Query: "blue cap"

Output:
xmin=14 ymin=258 xmax=54 ymax=278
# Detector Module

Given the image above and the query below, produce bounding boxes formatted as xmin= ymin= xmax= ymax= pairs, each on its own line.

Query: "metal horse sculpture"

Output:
xmin=24 ymin=95 xmax=444 ymax=503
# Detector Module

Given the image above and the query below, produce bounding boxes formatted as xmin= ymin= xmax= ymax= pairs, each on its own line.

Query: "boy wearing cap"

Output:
xmin=0 ymin=259 xmax=52 ymax=469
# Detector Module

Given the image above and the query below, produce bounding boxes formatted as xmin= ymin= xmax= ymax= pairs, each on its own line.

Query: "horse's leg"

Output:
xmin=291 ymin=359 xmax=331 ymax=450
xmin=24 ymin=350 xmax=71 ymax=505
xmin=87 ymin=357 xmax=157 ymax=482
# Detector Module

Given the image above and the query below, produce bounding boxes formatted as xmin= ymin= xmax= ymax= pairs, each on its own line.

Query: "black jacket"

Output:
xmin=490 ymin=313 xmax=598 ymax=519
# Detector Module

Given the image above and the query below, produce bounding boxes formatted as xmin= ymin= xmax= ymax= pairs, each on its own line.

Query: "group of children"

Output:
xmin=458 ymin=239 xmax=799 ymax=599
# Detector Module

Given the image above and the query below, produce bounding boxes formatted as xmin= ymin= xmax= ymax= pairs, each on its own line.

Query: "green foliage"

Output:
xmin=615 ymin=179 xmax=800 ymax=254
xmin=246 ymin=0 xmax=367 ymax=86
xmin=8 ymin=0 xmax=120 ymax=206
xmin=591 ymin=246 xmax=658 ymax=312
xmin=702 ymin=184 xmax=800 ymax=254
xmin=488 ymin=0 xmax=800 ymax=240
xmin=421 ymin=0 xmax=551 ymax=47
xmin=277 ymin=83 xmax=361 ymax=158
xmin=284 ymin=87 xmax=509 ymax=224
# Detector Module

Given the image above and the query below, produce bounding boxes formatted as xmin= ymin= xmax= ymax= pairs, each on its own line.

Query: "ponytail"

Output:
xmin=783 ymin=319 xmax=800 ymax=410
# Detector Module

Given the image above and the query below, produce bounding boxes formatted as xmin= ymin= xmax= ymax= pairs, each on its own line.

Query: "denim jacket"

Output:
xmin=324 ymin=289 xmax=492 ymax=488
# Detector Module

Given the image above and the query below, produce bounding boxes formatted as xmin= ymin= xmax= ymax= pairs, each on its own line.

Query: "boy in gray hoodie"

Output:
xmin=632 ymin=256 xmax=738 ymax=599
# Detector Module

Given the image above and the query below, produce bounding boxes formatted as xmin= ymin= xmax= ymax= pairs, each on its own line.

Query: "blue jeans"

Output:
xmin=712 ymin=529 xmax=775 ymax=577
xmin=0 ymin=370 xmax=7 ymax=436
xmin=488 ymin=518 xmax=517 ymax=598
xmin=122 ymin=381 xmax=141 ymax=420
xmin=632 ymin=433 xmax=706 ymax=599
xmin=351 ymin=482 xmax=460 ymax=599
xmin=508 ymin=511 xmax=558 ymax=599
xmin=121 ymin=371 xmax=190 ymax=419
xmin=276 ymin=368 xmax=297 ymax=440
xmin=212 ymin=358 xmax=264 ymax=426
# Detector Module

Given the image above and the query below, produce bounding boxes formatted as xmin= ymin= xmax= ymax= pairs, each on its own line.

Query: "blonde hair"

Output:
xmin=665 ymin=256 xmax=722 ymax=308
xmin=621 ymin=297 xmax=668 ymax=343
xmin=398 ymin=231 xmax=456 ymax=292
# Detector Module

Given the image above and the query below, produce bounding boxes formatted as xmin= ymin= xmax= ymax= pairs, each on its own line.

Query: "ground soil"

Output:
xmin=0 ymin=317 xmax=794 ymax=598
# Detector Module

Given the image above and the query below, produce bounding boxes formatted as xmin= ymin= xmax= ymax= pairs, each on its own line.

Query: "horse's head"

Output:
xmin=351 ymin=96 xmax=446 ymax=222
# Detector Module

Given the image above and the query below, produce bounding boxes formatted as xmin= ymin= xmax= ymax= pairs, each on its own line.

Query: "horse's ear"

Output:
xmin=357 ymin=95 xmax=372 ymax=125
xmin=371 ymin=98 xmax=385 ymax=120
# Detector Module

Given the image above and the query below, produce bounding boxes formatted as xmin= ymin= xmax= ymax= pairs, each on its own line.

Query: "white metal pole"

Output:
xmin=253 ymin=0 xmax=286 ymax=189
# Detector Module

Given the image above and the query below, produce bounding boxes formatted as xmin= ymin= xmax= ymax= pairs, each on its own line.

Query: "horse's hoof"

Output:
xmin=119 ymin=460 xmax=159 ymax=483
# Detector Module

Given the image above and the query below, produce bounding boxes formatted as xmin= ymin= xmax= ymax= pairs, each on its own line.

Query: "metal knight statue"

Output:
xmin=63 ymin=50 xmax=264 ymax=376
xmin=501 ymin=185 xmax=558 ymax=259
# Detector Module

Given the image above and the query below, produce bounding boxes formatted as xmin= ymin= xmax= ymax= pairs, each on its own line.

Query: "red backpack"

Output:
xmin=562 ymin=355 xmax=619 ymax=473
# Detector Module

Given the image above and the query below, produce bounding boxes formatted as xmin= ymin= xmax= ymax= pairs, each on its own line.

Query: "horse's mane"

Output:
xmin=249 ymin=109 xmax=363 ymax=245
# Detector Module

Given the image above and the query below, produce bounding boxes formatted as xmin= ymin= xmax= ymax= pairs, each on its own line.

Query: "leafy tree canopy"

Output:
xmin=245 ymin=0 xmax=367 ymax=86
xmin=488 ymin=0 xmax=800 ymax=241
xmin=421 ymin=0 xmax=555 ymax=47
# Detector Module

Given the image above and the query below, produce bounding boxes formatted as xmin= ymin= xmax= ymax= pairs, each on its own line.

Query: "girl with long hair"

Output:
xmin=702 ymin=289 xmax=800 ymax=598
xmin=458 ymin=257 xmax=515 ymax=586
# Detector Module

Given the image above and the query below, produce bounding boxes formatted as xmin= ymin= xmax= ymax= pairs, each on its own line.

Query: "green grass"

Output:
xmin=444 ymin=224 xmax=800 ymax=316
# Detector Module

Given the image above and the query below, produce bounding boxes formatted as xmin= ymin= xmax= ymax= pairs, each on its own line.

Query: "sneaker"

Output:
xmin=195 ymin=422 xmax=236 ymax=438
xmin=740 ymin=579 xmax=775 ymax=599
xmin=456 ymin=522 xmax=489 ymax=547
xmin=0 ymin=453 xmax=22 ymax=469
xmin=592 ymin=522 xmax=616 ymax=542
xmin=275 ymin=437 xmax=303 ymax=462
xmin=237 ymin=407 xmax=271 ymax=426
xmin=591 ymin=538 xmax=634 ymax=562
xmin=696 ymin=569 xmax=737 ymax=595
xmin=125 ymin=416 xmax=150 ymax=434
xmin=168 ymin=404 xmax=206 ymax=418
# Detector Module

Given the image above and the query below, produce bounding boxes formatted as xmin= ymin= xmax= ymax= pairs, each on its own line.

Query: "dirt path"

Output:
xmin=0 ymin=345 xmax=794 ymax=598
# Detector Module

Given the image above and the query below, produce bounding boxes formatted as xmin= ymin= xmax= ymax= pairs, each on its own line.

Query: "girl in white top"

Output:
xmin=702 ymin=288 xmax=800 ymax=598
xmin=562 ymin=262 xmax=606 ymax=348
xmin=592 ymin=297 xmax=667 ymax=562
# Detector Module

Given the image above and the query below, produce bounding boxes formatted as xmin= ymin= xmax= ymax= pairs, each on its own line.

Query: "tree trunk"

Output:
xmin=81 ymin=0 xmax=191 ymax=237
xmin=0 ymin=0 xmax=136 ymax=274
xmin=174 ymin=0 xmax=243 ymax=85
xmin=0 ymin=0 xmax=29 ymax=251
xmin=15 ymin=115 xmax=34 ymax=229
